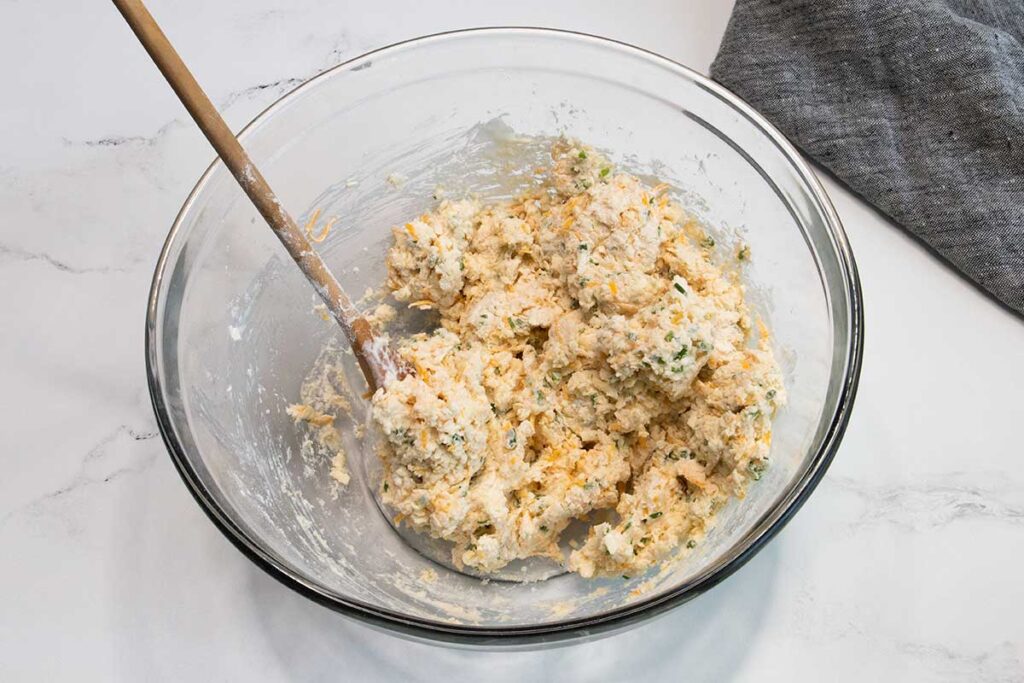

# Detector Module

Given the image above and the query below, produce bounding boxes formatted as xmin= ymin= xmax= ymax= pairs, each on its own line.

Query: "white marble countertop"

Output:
xmin=2 ymin=1 xmax=1023 ymax=680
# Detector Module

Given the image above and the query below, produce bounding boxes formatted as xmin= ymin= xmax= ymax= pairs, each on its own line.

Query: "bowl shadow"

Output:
xmin=243 ymin=540 xmax=781 ymax=681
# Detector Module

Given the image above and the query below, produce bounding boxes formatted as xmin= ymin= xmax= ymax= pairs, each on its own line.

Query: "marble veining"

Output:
xmin=825 ymin=474 xmax=1024 ymax=530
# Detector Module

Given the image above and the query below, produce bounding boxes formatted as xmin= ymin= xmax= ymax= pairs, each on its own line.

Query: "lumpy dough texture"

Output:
xmin=371 ymin=140 xmax=785 ymax=577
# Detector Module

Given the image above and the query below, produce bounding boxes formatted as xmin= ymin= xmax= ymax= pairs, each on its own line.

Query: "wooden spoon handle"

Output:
xmin=112 ymin=0 xmax=392 ymax=391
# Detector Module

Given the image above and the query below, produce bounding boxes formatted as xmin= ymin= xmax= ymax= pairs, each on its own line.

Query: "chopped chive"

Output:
xmin=673 ymin=282 xmax=687 ymax=295
xmin=766 ymin=389 xmax=777 ymax=399
xmin=686 ymin=540 xmax=697 ymax=549
xmin=623 ymin=521 xmax=632 ymax=531
xmin=748 ymin=460 xmax=766 ymax=480
xmin=622 ymin=575 xmax=630 ymax=580
xmin=578 ymin=243 xmax=589 ymax=251
xmin=540 ymin=525 xmax=548 ymax=532
xmin=578 ymin=150 xmax=588 ymax=159
xmin=665 ymin=331 xmax=675 ymax=342
xmin=383 ymin=482 xmax=389 ymax=492
xmin=649 ymin=511 xmax=663 ymax=519
xmin=600 ymin=167 xmax=610 ymax=178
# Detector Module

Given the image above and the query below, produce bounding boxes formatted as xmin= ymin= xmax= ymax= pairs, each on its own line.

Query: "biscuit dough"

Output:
xmin=365 ymin=140 xmax=785 ymax=578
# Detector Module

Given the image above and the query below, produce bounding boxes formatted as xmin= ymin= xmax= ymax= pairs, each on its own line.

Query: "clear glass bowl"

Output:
xmin=146 ymin=28 xmax=862 ymax=645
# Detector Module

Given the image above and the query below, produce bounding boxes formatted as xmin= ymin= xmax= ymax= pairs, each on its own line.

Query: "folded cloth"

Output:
xmin=711 ymin=0 xmax=1024 ymax=315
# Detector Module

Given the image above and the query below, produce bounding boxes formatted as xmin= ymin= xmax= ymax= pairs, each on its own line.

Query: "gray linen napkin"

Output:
xmin=711 ymin=0 xmax=1024 ymax=315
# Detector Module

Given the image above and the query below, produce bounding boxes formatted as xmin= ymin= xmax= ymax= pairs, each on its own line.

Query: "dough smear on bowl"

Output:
xmin=300 ymin=139 xmax=786 ymax=578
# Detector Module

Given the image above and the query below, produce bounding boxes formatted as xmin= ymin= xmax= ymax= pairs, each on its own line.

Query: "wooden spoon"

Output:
xmin=113 ymin=0 xmax=406 ymax=392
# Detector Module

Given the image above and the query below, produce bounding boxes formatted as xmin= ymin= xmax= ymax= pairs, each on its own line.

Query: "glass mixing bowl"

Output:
xmin=146 ymin=28 xmax=862 ymax=645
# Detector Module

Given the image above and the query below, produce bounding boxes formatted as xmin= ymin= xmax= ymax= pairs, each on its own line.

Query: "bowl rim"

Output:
xmin=146 ymin=26 xmax=864 ymax=645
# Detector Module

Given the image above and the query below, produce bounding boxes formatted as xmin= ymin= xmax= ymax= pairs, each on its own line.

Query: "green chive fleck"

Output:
xmin=673 ymin=282 xmax=687 ymax=295
xmin=649 ymin=511 xmax=663 ymax=519
xmin=578 ymin=150 xmax=588 ymax=159
xmin=665 ymin=331 xmax=675 ymax=342
xmin=748 ymin=460 xmax=766 ymax=481
xmin=600 ymin=167 xmax=611 ymax=178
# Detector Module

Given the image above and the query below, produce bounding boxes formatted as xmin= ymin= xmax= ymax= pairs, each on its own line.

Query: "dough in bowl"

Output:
xmin=296 ymin=139 xmax=785 ymax=579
